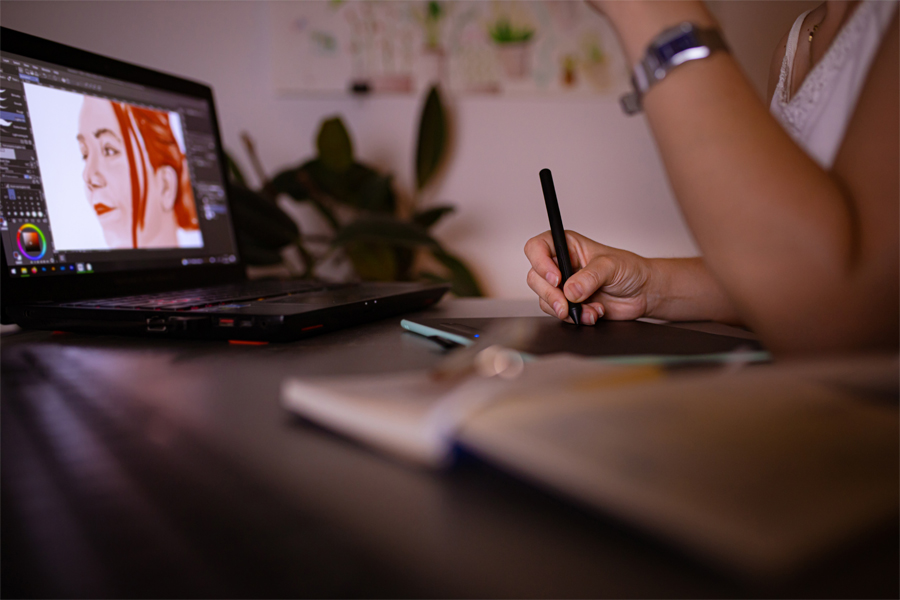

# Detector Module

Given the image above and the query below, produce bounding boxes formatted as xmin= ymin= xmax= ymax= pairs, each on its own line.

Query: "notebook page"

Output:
xmin=457 ymin=355 xmax=899 ymax=578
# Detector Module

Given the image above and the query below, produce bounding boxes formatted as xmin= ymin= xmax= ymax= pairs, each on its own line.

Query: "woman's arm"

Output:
xmin=525 ymin=232 xmax=743 ymax=325
xmin=596 ymin=1 xmax=898 ymax=354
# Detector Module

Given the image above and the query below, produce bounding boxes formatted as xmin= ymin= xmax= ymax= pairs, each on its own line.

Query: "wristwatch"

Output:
xmin=620 ymin=22 xmax=729 ymax=115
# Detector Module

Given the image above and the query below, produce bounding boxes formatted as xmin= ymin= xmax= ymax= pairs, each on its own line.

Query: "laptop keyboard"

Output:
xmin=63 ymin=280 xmax=348 ymax=311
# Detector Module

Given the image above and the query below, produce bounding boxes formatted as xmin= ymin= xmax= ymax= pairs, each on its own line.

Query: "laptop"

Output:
xmin=0 ymin=28 xmax=448 ymax=342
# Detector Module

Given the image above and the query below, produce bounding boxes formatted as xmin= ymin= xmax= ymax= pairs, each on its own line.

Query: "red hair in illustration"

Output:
xmin=111 ymin=103 xmax=199 ymax=248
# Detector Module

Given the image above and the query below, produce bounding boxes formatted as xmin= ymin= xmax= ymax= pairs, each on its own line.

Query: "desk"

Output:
xmin=2 ymin=299 xmax=897 ymax=598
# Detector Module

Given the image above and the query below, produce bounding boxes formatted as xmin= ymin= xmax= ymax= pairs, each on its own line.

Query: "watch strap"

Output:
xmin=621 ymin=24 xmax=728 ymax=115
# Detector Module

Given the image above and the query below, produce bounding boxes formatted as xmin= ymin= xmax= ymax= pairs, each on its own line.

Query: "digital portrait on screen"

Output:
xmin=23 ymin=83 xmax=203 ymax=251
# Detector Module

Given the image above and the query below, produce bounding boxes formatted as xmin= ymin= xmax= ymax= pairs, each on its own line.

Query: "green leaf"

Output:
xmin=489 ymin=18 xmax=534 ymax=44
xmin=270 ymin=167 xmax=310 ymax=202
xmin=356 ymin=172 xmax=396 ymax=214
xmin=345 ymin=242 xmax=397 ymax=281
xmin=317 ymin=117 xmax=354 ymax=173
xmin=236 ymin=230 xmax=285 ymax=265
xmin=416 ymin=86 xmax=447 ymax=190
xmin=301 ymin=158 xmax=386 ymax=213
xmin=333 ymin=215 xmax=441 ymax=250
xmin=271 ymin=164 xmax=340 ymax=230
xmin=229 ymin=182 xmax=299 ymax=230
xmin=301 ymin=159 xmax=345 ymax=199
xmin=309 ymin=198 xmax=341 ymax=231
xmin=294 ymin=240 xmax=318 ymax=279
xmin=413 ymin=205 xmax=454 ymax=229
xmin=417 ymin=271 xmax=449 ymax=284
xmin=305 ymin=196 xmax=341 ymax=232
xmin=393 ymin=246 xmax=415 ymax=281
xmin=228 ymin=183 xmax=299 ymax=249
xmin=225 ymin=151 xmax=248 ymax=187
xmin=434 ymin=250 xmax=483 ymax=297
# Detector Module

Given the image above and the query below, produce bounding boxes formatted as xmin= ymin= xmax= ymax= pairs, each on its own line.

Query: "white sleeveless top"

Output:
xmin=769 ymin=0 xmax=897 ymax=169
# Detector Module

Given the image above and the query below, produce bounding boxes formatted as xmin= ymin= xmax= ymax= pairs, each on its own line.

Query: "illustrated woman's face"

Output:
xmin=78 ymin=96 xmax=133 ymax=248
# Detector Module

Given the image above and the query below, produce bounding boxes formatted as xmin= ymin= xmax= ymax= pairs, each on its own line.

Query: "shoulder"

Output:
xmin=767 ymin=28 xmax=791 ymax=105
xmin=835 ymin=9 xmax=899 ymax=178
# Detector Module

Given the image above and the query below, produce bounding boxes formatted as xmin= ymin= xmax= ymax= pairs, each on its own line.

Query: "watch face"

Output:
xmin=656 ymin=32 xmax=701 ymax=62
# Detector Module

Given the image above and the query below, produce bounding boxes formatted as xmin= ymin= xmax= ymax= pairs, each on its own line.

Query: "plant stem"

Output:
xmin=295 ymin=170 xmax=342 ymax=230
xmin=300 ymin=234 xmax=333 ymax=245
xmin=240 ymin=132 xmax=278 ymax=198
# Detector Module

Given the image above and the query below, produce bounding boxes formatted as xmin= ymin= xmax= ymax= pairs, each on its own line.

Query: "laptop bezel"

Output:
xmin=0 ymin=27 xmax=244 ymax=320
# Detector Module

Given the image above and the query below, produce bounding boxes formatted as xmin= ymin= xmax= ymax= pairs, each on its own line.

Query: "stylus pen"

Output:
xmin=539 ymin=168 xmax=583 ymax=325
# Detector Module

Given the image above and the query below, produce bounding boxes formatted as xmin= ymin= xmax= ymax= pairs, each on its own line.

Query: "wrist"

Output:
xmin=603 ymin=1 xmax=718 ymax=65
xmin=645 ymin=257 xmax=710 ymax=321
xmin=644 ymin=257 xmax=670 ymax=320
xmin=644 ymin=257 xmax=743 ymax=323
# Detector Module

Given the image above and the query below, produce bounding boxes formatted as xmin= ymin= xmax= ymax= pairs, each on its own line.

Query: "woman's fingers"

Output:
xmin=586 ymin=302 xmax=605 ymax=320
xmin=538 ymin=297 xmax=560 ymax=319
xmin=526 ymin=230 xmax=619 ymax=325
xmin=539 ymin=296 xmax=603 ymax=325
xmin=528 ymin=268 xmax=569 ymax=319
xmin=578 ymin=304 xmax=600 ymax=325
xmin=563 ymin=254 xmax=618 ymax=303
xmin=532 ymin=266 xmax=604 ymax=324
xmin=524 ymin=232 xmax=564 ymax=287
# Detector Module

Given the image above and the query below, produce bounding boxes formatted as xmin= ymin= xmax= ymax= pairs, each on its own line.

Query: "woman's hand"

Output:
xmin=525 ymin=231 xmax=744 ymax=325
xmin=524 ymin=231 xmax=657 ymax=325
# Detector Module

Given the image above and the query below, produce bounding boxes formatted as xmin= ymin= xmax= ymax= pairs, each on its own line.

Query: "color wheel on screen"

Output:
xmin=17 ymin=223 xmax=47 ymax=260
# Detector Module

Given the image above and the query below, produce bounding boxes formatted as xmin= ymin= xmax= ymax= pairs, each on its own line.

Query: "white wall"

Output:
xmin=1 ymin=0 xmax=815 ymax=297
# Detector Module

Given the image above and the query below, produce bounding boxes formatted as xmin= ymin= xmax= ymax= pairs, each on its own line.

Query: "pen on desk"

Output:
xmin=539 ymin=168 xmax=583 ymax=325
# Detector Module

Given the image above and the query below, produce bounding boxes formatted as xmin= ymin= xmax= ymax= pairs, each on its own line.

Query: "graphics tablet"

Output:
xmin=401 ymin=316 xmax=769 ymax=361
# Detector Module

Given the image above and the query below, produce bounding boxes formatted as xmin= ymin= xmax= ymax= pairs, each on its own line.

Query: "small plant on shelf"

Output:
xmin=488 ymin=18 xmax=535 ymax=45
xmin=227 ymin=85 xmax=482 ymax=297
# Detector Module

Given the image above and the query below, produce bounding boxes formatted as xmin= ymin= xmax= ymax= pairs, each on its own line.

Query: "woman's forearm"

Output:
xmin=602 ymin=2 xmax=891 ymax=352
xmin=600 ymin=1 xmax=718 ymax=64
xmin=647 ymin=257 xmax=742 ymax=324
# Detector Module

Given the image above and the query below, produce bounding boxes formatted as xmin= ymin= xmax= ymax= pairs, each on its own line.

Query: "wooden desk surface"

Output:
xmin=2 ymin=299 xmax=897 ymax=598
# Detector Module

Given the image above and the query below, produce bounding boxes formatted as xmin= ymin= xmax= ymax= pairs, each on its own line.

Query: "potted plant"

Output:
xmin=582 ymin=34 xmax=611 ymax=91
xmin=228 ymin=85 xmax=482 ymax=297
xmin=488 ymin=17 xmax=536 ymax=79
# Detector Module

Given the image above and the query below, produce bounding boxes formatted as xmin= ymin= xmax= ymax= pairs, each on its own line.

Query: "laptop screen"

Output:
xmin=0 ymin=50 xmax=238 ymax=280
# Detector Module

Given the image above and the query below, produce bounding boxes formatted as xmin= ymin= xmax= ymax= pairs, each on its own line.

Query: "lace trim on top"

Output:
xmin=773 ymin=1 xmax=877 ymax=140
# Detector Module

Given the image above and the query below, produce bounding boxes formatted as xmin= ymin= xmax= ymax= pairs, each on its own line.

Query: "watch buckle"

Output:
xmin=620 ymin=92 xmax=642 ymax=115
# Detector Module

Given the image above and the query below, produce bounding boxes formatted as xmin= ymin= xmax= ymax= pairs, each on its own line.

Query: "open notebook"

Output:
xmin=282 ymin=353 xmax=899 ymax=580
